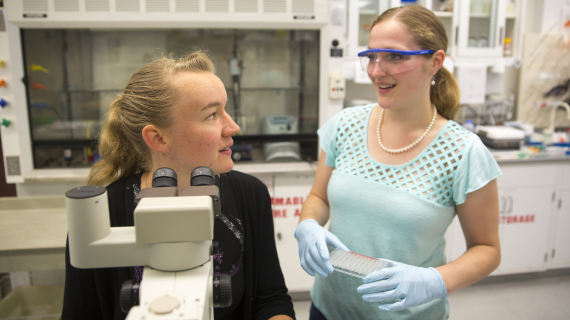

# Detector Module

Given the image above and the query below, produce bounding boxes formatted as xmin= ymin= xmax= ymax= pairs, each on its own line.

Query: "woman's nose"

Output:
xmin=223 ymin=115 xmax=240 ymax=137
xmin=369 ymin=60 xmax=388 ymax=77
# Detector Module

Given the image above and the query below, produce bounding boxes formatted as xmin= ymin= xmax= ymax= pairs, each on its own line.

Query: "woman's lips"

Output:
xmin=377 ymin=83 xmax=396 ymax=93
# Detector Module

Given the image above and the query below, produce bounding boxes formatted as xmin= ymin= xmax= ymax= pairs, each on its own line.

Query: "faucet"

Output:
xmin=546 ymin=101 xmax=570 ymax=134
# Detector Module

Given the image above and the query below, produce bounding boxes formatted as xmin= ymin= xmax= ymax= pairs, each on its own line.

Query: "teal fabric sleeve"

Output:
xmin=317 ymin=111 xmax=343 ymax=168
xmin=452 ymin=135 xmax=502 ymax=205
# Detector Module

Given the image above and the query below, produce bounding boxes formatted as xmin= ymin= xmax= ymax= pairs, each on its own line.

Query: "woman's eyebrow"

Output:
xmin=200 ymin=102 xmax=221 ymax=112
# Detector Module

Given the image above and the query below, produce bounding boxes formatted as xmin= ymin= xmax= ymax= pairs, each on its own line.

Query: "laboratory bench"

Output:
xmin=0 ymin=197 xmax=67 ymax=273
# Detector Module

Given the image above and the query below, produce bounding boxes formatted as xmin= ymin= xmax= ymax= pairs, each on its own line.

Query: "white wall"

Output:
xmin=526 ymin=0 xmax=570 ymax=33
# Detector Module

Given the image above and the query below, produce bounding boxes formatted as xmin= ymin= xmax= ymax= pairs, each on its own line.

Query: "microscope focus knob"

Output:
xmin=120 ymin=280 xmax=140 ymax=313
xmin=213 ymin=274 xmax=232 ymax=308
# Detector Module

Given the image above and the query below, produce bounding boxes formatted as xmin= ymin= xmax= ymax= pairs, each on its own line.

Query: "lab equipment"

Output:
xmin=262 ymin=116 xmax=299 ymax=135
xmin=328 ymin=248 xmax=389 ymax=278
xmin=357 ymin=259 xmax=447 ymax=311
xmin=263 ymin=142 xmax=301 ymax=163
xmin=546 ymin=101 xmax=570 ymax=134
xmin=477 ymin=125 xmax=525 ymax=149
xmin=262 ymin=116 xmax=301 ymax=162
xmin=294 ymin=219 xmax=349 ymax=278
xmin=230 ymin=143 xmax=253 ymax=162
xmin=462 ymin=119 xmax=476 ymax=132
xmin=358 ymin=49 xmax=435 ymax=74
xmin=65 ymin=167 xmax=231 ymax=320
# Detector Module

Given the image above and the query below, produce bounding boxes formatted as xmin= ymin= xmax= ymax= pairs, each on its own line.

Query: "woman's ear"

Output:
xmin=431 ymin=49 xmax=445 ymax=74
xmin=142 ymin=125 xmax=170 ymax=154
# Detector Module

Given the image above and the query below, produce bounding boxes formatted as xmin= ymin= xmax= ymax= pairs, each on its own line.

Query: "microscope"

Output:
xmin=65 ymin=167 xmax=231 ymax=319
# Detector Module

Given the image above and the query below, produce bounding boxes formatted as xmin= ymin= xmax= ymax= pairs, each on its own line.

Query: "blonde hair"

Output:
xmin=371 ymin=5 xmax=461 ymax=119
xmin=86 ymin=51 xmax=216 ymax=186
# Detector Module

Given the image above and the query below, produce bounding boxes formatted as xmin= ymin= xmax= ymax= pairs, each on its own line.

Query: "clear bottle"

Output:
xmin=463 ymin=119 xmax=476 ymax=132
xmin=504 ymin=37 xmax=513 ymax=57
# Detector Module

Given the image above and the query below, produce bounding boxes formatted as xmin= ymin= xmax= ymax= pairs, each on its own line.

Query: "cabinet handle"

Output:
xmin=277 ymin=232 xmax=282 ymax=241
xmin=455 ymin=26 xmax=459 ymax=46
xmin=559 ymin=199 xmax=562 ymax=209
xmin=499 ymin=27 xmax=504 ymax=46
xmin=508 ymin=195 xmax=513 ymax=214
xmin=552 ymin=249 xmax=556 ymax=259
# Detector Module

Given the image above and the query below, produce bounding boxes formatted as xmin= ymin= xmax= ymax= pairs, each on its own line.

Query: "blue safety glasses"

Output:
xmin=358 ymin=49 xmax=435 ymax=74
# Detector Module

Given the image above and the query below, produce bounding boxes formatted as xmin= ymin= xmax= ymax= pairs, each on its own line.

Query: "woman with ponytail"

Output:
xmin=62 ymin=52 xmax=295 ymax=320
xmin=295 ymin=5 xmax=501 ymax=320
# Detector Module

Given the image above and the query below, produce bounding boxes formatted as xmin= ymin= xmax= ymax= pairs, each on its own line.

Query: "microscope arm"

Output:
xmin=66 ymin=187 xmax=214 ymax=271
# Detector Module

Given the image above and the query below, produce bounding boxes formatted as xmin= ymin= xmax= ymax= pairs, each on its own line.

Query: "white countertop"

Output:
xmin=489 ymin=146 xmax=570 ymax=163
xmin=0 ymin=196 xmax=67 ymax=272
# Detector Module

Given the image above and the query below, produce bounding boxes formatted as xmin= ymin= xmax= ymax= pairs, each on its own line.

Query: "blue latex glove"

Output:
xmin=294 ymin=219 xmax=349 ymax=278
xmin=357 ymin=259 xmax=447 ymax=311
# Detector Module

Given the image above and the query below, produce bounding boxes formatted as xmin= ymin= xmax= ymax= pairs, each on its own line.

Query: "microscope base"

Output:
xmin=126 ymin=262 xmax=213 ymax=320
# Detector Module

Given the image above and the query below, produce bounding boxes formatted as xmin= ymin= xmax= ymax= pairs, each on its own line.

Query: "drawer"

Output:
xmin=498 ymin=163 xmax=561 ymax=189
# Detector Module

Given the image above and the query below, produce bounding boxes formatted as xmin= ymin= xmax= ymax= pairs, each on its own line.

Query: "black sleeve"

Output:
xmin=61 ymin=237 xmax=107 ymax=320
xmin=249 ymin=177 xmax=296 ymax=320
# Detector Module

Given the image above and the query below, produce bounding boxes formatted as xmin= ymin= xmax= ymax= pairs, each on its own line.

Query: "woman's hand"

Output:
xmin=295 ymin=219 xmax=349 ymax=277
xmin=357 ymin=259 xmax=447 ymax=311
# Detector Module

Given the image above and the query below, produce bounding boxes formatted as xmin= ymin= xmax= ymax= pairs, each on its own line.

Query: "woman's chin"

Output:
xmin=214 ymin=162 xmax=234 ymax=175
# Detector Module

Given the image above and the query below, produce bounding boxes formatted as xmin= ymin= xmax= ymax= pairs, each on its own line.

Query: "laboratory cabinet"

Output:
xmin=19 ymin=28 xmax=320 ymax=166
xmin=438 ymin=0 xmax=523 ymax=59
xmin=447 ymin=162 xmax=560 ymax=275
xmin=1 ymin=0 xmax=347 ymax=183
xmin=269 ymin=174 xmax=316 ymax=292
xmin=268 ymin=160 xmax=570 ymax=293
xmin=348 ymin=0 xmax=524 ymax=59
xmin=455 ymin=0 xmax=508 ymax=58
xmin=549 ymin=164 xmax=570 ymax=269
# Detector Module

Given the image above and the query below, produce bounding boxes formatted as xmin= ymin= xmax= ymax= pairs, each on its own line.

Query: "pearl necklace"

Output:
xmin=376 ymin=105 xmax=437 ymax=154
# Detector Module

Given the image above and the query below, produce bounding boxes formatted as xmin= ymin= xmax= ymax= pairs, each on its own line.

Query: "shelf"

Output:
xmin=32 ymin=139 xmax=98 ymax=148
xmin=233 ymin=133 xmax=317 ymax=143
xmin=434 ymin=11 xmax=453 ymax=18
xmin=31 ymin=134 xmax=318 ymax=149
xmin=234 ymin=161 xmax=317 ymax=174
xmin=54 ymin=87 xmax=315 ymax=93
xmin=506 ymin=13 xmax=516 ymax=19
xmin=469 ymin=13 xmax=491 ymax=18
xmin=359 ymin=9 xmax=378 ymax=16
xmin=22 ymin=161 xmax=317 ymax=181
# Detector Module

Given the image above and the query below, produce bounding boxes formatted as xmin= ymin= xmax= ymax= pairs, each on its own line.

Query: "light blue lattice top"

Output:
xmin=330 ymin=104 xmax=473 ymax=207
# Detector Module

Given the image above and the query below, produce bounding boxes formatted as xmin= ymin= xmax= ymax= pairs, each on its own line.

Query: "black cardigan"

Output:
xmin=62 ymin=170 xmax=295 ymax=320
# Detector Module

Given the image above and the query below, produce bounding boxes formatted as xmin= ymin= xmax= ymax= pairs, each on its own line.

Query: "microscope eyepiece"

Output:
xmin=152 ymin=167 xmax=178 ymax=188
xmin=191 ymin=166 xmax=215 ymax=186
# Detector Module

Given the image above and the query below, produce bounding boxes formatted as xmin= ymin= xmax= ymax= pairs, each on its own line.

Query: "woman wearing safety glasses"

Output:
xmin=295 ymin=5 xmax=501 ymax=320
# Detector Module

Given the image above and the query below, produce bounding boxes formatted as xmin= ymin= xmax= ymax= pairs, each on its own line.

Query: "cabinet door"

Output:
xmin=446 ymin=188 xmax=509 ymax=264
xmin=457 ymin=0 xmax=506 ymax=57
xmin=272 ymin=174 xmax=315 ymax=292
xmin=550 ymin=191 xmax=570 ymax=268
xmin=495 ymin=186 xmax=554 ymax=274
xmin=348 ymin=0 xmax=399 ymax=56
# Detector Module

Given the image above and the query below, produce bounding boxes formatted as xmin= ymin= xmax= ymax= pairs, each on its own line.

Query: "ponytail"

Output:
xmin=86 ymin=98 xmax=150 ymax=186
xmin=431 ymin=66 xmax=460 ymax=120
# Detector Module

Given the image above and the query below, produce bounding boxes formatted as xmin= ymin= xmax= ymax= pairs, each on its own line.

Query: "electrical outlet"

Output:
xmin=5 ymin=156 xmax=20 ymax=176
